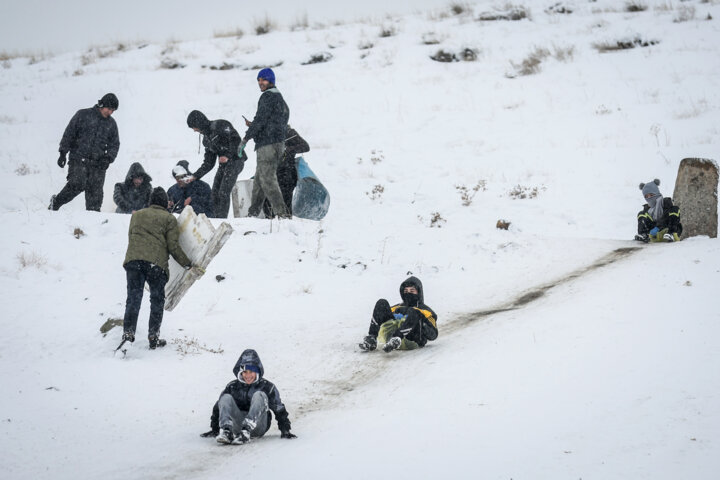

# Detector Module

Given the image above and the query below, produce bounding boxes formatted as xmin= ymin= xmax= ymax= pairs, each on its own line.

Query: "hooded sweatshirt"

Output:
xmin=114 ymin=162 xmax=152 ymax=214
xmin=210 ymin=349 xmax=292 ymax=433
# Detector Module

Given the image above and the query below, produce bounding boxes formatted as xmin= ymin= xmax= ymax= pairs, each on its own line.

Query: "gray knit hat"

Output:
xmin=639 ymin=179 xmax=661 ymax=199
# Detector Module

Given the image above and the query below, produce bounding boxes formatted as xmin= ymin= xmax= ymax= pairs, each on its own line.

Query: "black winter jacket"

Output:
xmin=209 ymin=349 xmax=292 ymax=434
xmin=637 ymin=197 xmax=683 ymax=235
xmin=167 ymin=179 xmax=214 ymax=217
xmin=244 ymin=88 xmax=290 ymax=150
xmin=113 ymin=163 xmax=152 ymax=214
xmin=59 ymin=106 xmax=120 ymax=167
xmin=283 ymin=127 xmax=310 ymax=166
xmin=193 ymin=120 xmax=247 ymax=180
xmin=369 ymin=276 xmax=439 ymax=346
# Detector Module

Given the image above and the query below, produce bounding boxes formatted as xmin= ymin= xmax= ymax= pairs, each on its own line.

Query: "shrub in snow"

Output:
xmin=379 ymin=25 xmax=398 ymax=38
xmin=15 ymin=163 xmax=38 ymax=176
xmin=591 ymin=36 xmax=659 ymax=53
xmin=421 ymin=32 xmax=441 ymax=45
xmin=430 ymin=49 xmax=458 ymax=62
xmin=302 ymin=52 xmax=333 ymax=65
xmin=507 ymin=46 xmax=550 ymax=77
xmin=429 ymin=212 xmax=447 ymax=228
xmin=16 ymin=251 xmax=47 ymax=269
xmin=254 ymin=15 xmax=277 ymax=35
xmin=508 ymin=185 xmax=545 ymax=199
xmin=73 ymin=227 xmax=85 ymax=239
xmin=449 ymin=2 xmax=471 ymax=16
xmin=366 ymin=184 xmax=385 ymax=201
xmin=545 ymin=2 xmax=572 ymax=14
xmin=456 ymin=181 xmax=487 ymax=206
xmin=213 ymin=27 xmax=244 ymax=38
xmin=674 ymin=5 xmax=696 ymax=23
xmin=358 ymin=40 xmax=374 ymax=50
xmin=477 ymin=4 xmax=530 ymax=21
xmin=171 ymin=336 xmax=224 ymax=356
xmin=159 ymin=58 xmax=185 ymax=69
xmin=625 ymin=1 xmax=648 ymax=13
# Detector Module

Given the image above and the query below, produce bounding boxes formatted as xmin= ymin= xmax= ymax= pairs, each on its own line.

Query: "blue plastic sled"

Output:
xmin=292 ymin=156 xmax=330 ymax=220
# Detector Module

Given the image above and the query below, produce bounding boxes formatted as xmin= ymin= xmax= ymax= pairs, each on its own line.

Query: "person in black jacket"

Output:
xmin=634 ymin=178 xmax=683 ymax=243
xmin=167 ymin=161 xmax=214 ymax=217
xmin=185 ymin=110 xmax=246 ymax=218
xmin=262 ymin=126 xmax=310 ymax=217
xmin=240 ymin=68 xmax=291 ymax=218
xmin=49 ymin=93 xmax=120 ymax=211
xmin=201 ymin=349 xmax=297 ymax=445
xmin=113 ymin=162 xmax=152 ymax=214
xmin=359 ymin=276 xmax=439 ymax=353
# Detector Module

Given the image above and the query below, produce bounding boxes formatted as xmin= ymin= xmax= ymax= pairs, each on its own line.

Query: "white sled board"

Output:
xmin=164 ymin=206 xmax=234 ymax=311
xmin=231 ymin=179 xmax=255 ymax=218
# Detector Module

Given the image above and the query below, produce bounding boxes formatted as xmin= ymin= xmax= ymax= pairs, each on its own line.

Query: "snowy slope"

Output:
xmin=1 ymin=1 xmax=719 ymax=479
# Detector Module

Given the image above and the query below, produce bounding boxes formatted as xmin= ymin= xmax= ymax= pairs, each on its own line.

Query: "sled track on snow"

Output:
xmin=160 ymin=247 xmax=640 ymax=480
xmin=295 ymin=247 xmax=641 ymax=416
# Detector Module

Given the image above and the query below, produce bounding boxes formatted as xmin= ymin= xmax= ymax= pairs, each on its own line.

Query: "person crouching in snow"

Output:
xmin=635 ymin=179 xmax=683 ymax=243
xmin=359 ymin=276 xmax=438 ymax=353
xmin=201 ymin=349 xmax=296 ymax=445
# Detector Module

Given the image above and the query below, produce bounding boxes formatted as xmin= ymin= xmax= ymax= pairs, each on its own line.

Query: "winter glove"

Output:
xmin=200 ymin=429 xmax=218 ymax=438
xmin=237 ymin=141 xmax=247 ymax=156
xmin=280 ymin=430 xmax=297 ymax=439
xmin=649 ymin=227 xmax=660 ymax=236
xmin=57 ymin=152 xmax=67 ymax=168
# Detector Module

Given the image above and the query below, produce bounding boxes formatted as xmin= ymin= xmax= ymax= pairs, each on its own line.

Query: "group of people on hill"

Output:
xmin=44 ymin=66 xmax=684 ymax=448
xmin=48 ymin=68 xmax=309 ymax=219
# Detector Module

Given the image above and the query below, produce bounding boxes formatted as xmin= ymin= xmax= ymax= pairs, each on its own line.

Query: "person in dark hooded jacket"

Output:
xmin=634 ymin=178 xmax=683 ymax=243
xmin=167 ymin=161 xmax=214 ymax=217
xmin=49 ymin=93 xmax=120 ymax=212
xmin=185 ymin=110 xmax=246 ymax=218
xmin=113 ymin=162 xmax=152 ymax=214
xmin=201 ymin=349 xmax=296 ymax=445
xmin=359 ymin=276 xmax=439 ymax=353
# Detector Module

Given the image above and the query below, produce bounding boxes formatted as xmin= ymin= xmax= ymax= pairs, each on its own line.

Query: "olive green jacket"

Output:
xmin=123 ymin=205 xmax=191 ymax=275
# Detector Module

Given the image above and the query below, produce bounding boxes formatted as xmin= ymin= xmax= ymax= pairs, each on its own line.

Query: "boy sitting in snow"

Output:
xmin=359 ymin=276 xmax=438 ymax=353
xmin=201 ymin=349 xmax=296 ymax=445
xmin=634 ymin=178 xmax=683 ymax=243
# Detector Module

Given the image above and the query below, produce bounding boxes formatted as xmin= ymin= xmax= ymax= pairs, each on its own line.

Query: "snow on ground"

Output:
xmin=1 ymin=1 xmax=719 ymax=479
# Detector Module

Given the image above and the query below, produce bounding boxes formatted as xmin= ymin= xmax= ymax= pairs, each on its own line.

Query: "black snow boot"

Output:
xmin=149 ymin=335 xmax=167 ymax=349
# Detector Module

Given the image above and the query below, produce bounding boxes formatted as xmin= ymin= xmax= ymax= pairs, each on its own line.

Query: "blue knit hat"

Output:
xmin=257 ymin=68 xmax=275 ymax=84
xmin=241 ymin=364 xmax=261 ymax=374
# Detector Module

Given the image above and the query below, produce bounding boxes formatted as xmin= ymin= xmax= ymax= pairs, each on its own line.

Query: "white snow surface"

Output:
xmin=1 ymin=1 xmax=720 ymax=479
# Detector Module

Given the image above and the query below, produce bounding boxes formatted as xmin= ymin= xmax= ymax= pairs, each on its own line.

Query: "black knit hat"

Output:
xmin=98 ymin=93 xmax=119 ymax=110
xmin=150 ymin=187 xmax=168 ymax=207
xmin=187 ymin=110 xmax=210 ymax=132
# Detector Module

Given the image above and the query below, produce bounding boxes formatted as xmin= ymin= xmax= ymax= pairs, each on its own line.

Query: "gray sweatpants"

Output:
xmin=248 ymin=142 xmax=290 ymax=217
xmin=218 ymin=391 xmax=270 ymax=438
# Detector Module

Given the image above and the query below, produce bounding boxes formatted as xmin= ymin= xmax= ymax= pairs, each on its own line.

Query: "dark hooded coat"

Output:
xmin=188 ymin=113 xmax=247 ymax=181
xmin=114 ymin=163 xmax=152 ymax=214
xmin=59 ymin=106 xmax=120 ymax=168
xmin=210 ymin=349 xmax=292 ymax=434
xmin=369 ymin=276 xmax=439 ymax=347
xmin=168 ymin=179 xmax=214 ymax=217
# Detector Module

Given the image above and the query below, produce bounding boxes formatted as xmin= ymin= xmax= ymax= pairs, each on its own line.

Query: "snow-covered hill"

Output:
xmin=1 ymin=1 xmax=719 ymax=479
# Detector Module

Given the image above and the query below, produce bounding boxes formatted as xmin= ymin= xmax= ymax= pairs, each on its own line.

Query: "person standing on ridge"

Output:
xmin=240 ymin=68 xmax=291 ymax=219
xmin=49 ymin=93 xmax=120 ymax=211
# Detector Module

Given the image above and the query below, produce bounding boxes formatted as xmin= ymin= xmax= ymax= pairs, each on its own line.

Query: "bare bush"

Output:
xmin=159 ymin=58 xmax=186 ymax=69
xmin=370 ymin=150 xmax=384 ymax=164
xmin=254 ymin=15 xmax=277 ymax=35
xmin=449 ymin=2 xmax=471 ymax=15
xmin=429 ymin=212 xmax=447 ymax=228
xmin=358 ymin=40 xmax=375 ymax=50
xmin=302 ymin=52 xmax=333 ymax=65
xmin=625 ymin=1 xmax=648 ymax=12
xmin=456 ymin=180 xmax=487 ymax=206
xmin=430 ymin=49 xmax=458 ymax=62
xmin=379 ymin=25 xmax=398 ymax=38
xmin=545 ymin=2 xmax=573 ymax=14
xmin=73 ymin=227 xmax=85 ymax=239
xmin=17 ymin=251 xmax=47 ymax=269
xmin=366 ymin=184 xmax=385 ymax=201
xmin=15 ymin=164 xmax=38 ymax=176
xmin=592 ymin=36 xmax=659 ymax=53
xmin=478 ymin=4 xmax=530 ymax=21
xmin=674 ymin=5 xmax=696 ymax=22
xmin=421 ymin=32 xmax=441 ymax=45
xmin=508 ymin=46 xmax=550 ymax=77
xmin=552 ymin=44 xmax=575 ymax=62
xmin=290 ymin=13 xmax=309 ymax=31
xmin=214 ymin=27 xmax=244 ymax=38
xmin=508 ymin=184 xmax=545 ymax=199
